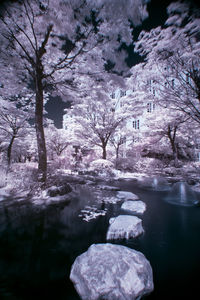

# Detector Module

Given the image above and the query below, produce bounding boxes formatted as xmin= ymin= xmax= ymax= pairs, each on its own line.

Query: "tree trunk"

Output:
xmin=7 ymin=135 xmax=16 ymax=167
xmin=102 ymin=142 xmax=107 ymax=160
xmin=167 ymin=125 xmax=178 ymax=167
xmin=116 ymin=145 xmax=119 ymax=160
xmin=35 ymin=67 xmax=47 ymax=183
xmin=172 ymin=145 xmax=179 ymax=167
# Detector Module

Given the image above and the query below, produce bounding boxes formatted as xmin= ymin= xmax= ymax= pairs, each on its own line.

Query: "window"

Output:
xmin=147 ymin=79 xmax=151 ymax=92
xmin=171 ymin=79 xmax=175 ymax=89
xmin=133 ymin=120 xmax=140 ymax=129
xmin=147 ymin=102 xmax=155 ymax=112
xmin=147 ymin=103 xmax=152 ymax=112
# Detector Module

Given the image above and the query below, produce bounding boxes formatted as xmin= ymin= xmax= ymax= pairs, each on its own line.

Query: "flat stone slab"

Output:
xmin=121 ymin=200 xmax=146 ymax=214
xmin=116 ymin=191 xmax=139 ymax=201
xmin=106 ymin=215 xmax=144 ymax=240
xmin=70 ymin=243 xmax=154 ymax=300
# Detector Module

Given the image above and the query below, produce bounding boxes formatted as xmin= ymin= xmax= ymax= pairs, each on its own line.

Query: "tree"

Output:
xmin=138 ymin=105 xmax=194 ymax=166
xmin=134 ymin=1 xmax=200 ymax=125
xmin=110 ymin=125 xmax=134 ymax=164
xmin=11 ymin=128 xmax=37 ymax=163
xmin=110 ymin=131 xmax=126 ymax=161
xmin=70 ymin=89 xmax=132 ymax=160
xmin=45 ymin=125 xmax=70 ymax=158
xmin=0 ymin=0 xmax=149 ymax=182
xmin=0 ymin=99 xmax=30 ymax=167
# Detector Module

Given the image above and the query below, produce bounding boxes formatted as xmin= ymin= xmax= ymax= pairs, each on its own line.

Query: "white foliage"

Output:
xmin=90 ymin=159 xmax=114 ymax=170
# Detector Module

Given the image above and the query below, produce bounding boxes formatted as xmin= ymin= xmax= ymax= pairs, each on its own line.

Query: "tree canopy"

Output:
xmin=0 ymin=0 xmax=149 ymax=182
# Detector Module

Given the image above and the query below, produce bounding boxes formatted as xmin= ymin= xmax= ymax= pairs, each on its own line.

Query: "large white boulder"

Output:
xmin=121 ymin=200 xmax=146 ymax=214
xmin=106 ymin=215 xmax=144 ymax=240
xmin=116 ymin=191 xmax=139 ymax=201
xmin=70 ymin=243 xmax=154 ymax=300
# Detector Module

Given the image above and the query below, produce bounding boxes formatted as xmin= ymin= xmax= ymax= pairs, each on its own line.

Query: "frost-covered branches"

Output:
xmin=69 ymin=89 xmax=132 ymax=159
xmin=0 ymin=99 xmax=31 ymax=166
xmin=134 ymin=1 xmax=200 ymax=124
xmin=45 ymin=125 xmax=70 ymax=158
xmin=0 ymin=0 xmax=149 ymax=181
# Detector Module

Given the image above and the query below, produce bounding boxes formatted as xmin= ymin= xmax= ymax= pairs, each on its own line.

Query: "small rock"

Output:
xmin=187 ymin=179 xmax=196 ymax=186
xmin=58 ymin=184 xmax=72 ymax=195
xmin=47 ymin=184 xmax=72 ymax=197
xmin=47 ymin=186 xmax=59 ymax=197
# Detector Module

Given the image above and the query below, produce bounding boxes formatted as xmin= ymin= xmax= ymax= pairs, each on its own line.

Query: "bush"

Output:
xmin=115 ymin=157 xmax=166 ymax=173
xmin=134 ymin=158 xmax=165 ymax=173
xmin=115 ymin=158 xmax=136 ymax=172
xmin=89 ymin=159 xmax=114 ymax=176
xmin=90 ymin=159 xmax=114 ymax=169
xmin=1 ymin=162 xmax=40 ymax=195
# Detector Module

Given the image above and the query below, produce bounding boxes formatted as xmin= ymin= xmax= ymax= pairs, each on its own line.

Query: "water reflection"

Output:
xmin=0 ymin=180 xmax=200 ymax=299
xmin=165 ymin=182 xmax=199 ymax=206
xmin=140 ymin=176 xmax=171 ymax=191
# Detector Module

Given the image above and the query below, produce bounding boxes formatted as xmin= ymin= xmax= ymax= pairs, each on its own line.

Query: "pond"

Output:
xmin=0 ymin=179 xmax=200 ymax=300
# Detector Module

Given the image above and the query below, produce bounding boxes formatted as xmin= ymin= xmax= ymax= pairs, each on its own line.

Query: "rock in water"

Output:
xmin=121 ymin=200 xmax=146 ymax=214
xmin=47 ymin=184 xmax=72 ymax=197
xmin=106 ymin=215 xmax=144 ymax=240
xmin=116 ymin=191 xmax=139 ymax=201
xmin=70 ymin=243 xmax=154 ymax=300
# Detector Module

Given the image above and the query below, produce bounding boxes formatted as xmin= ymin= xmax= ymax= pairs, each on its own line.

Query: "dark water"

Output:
xmin=0 ymin=180 xmax=200 ymax=300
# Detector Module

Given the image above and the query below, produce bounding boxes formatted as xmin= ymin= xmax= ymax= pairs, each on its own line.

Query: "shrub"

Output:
xmin=1 ymin=162 xmax=39 ymax=195
xmin=89 ymin=159 xmax=114 ymax=176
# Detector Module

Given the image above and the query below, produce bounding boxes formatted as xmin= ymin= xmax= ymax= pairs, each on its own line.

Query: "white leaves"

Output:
xmin=0 ymin=0 xmax=150 ymax=101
